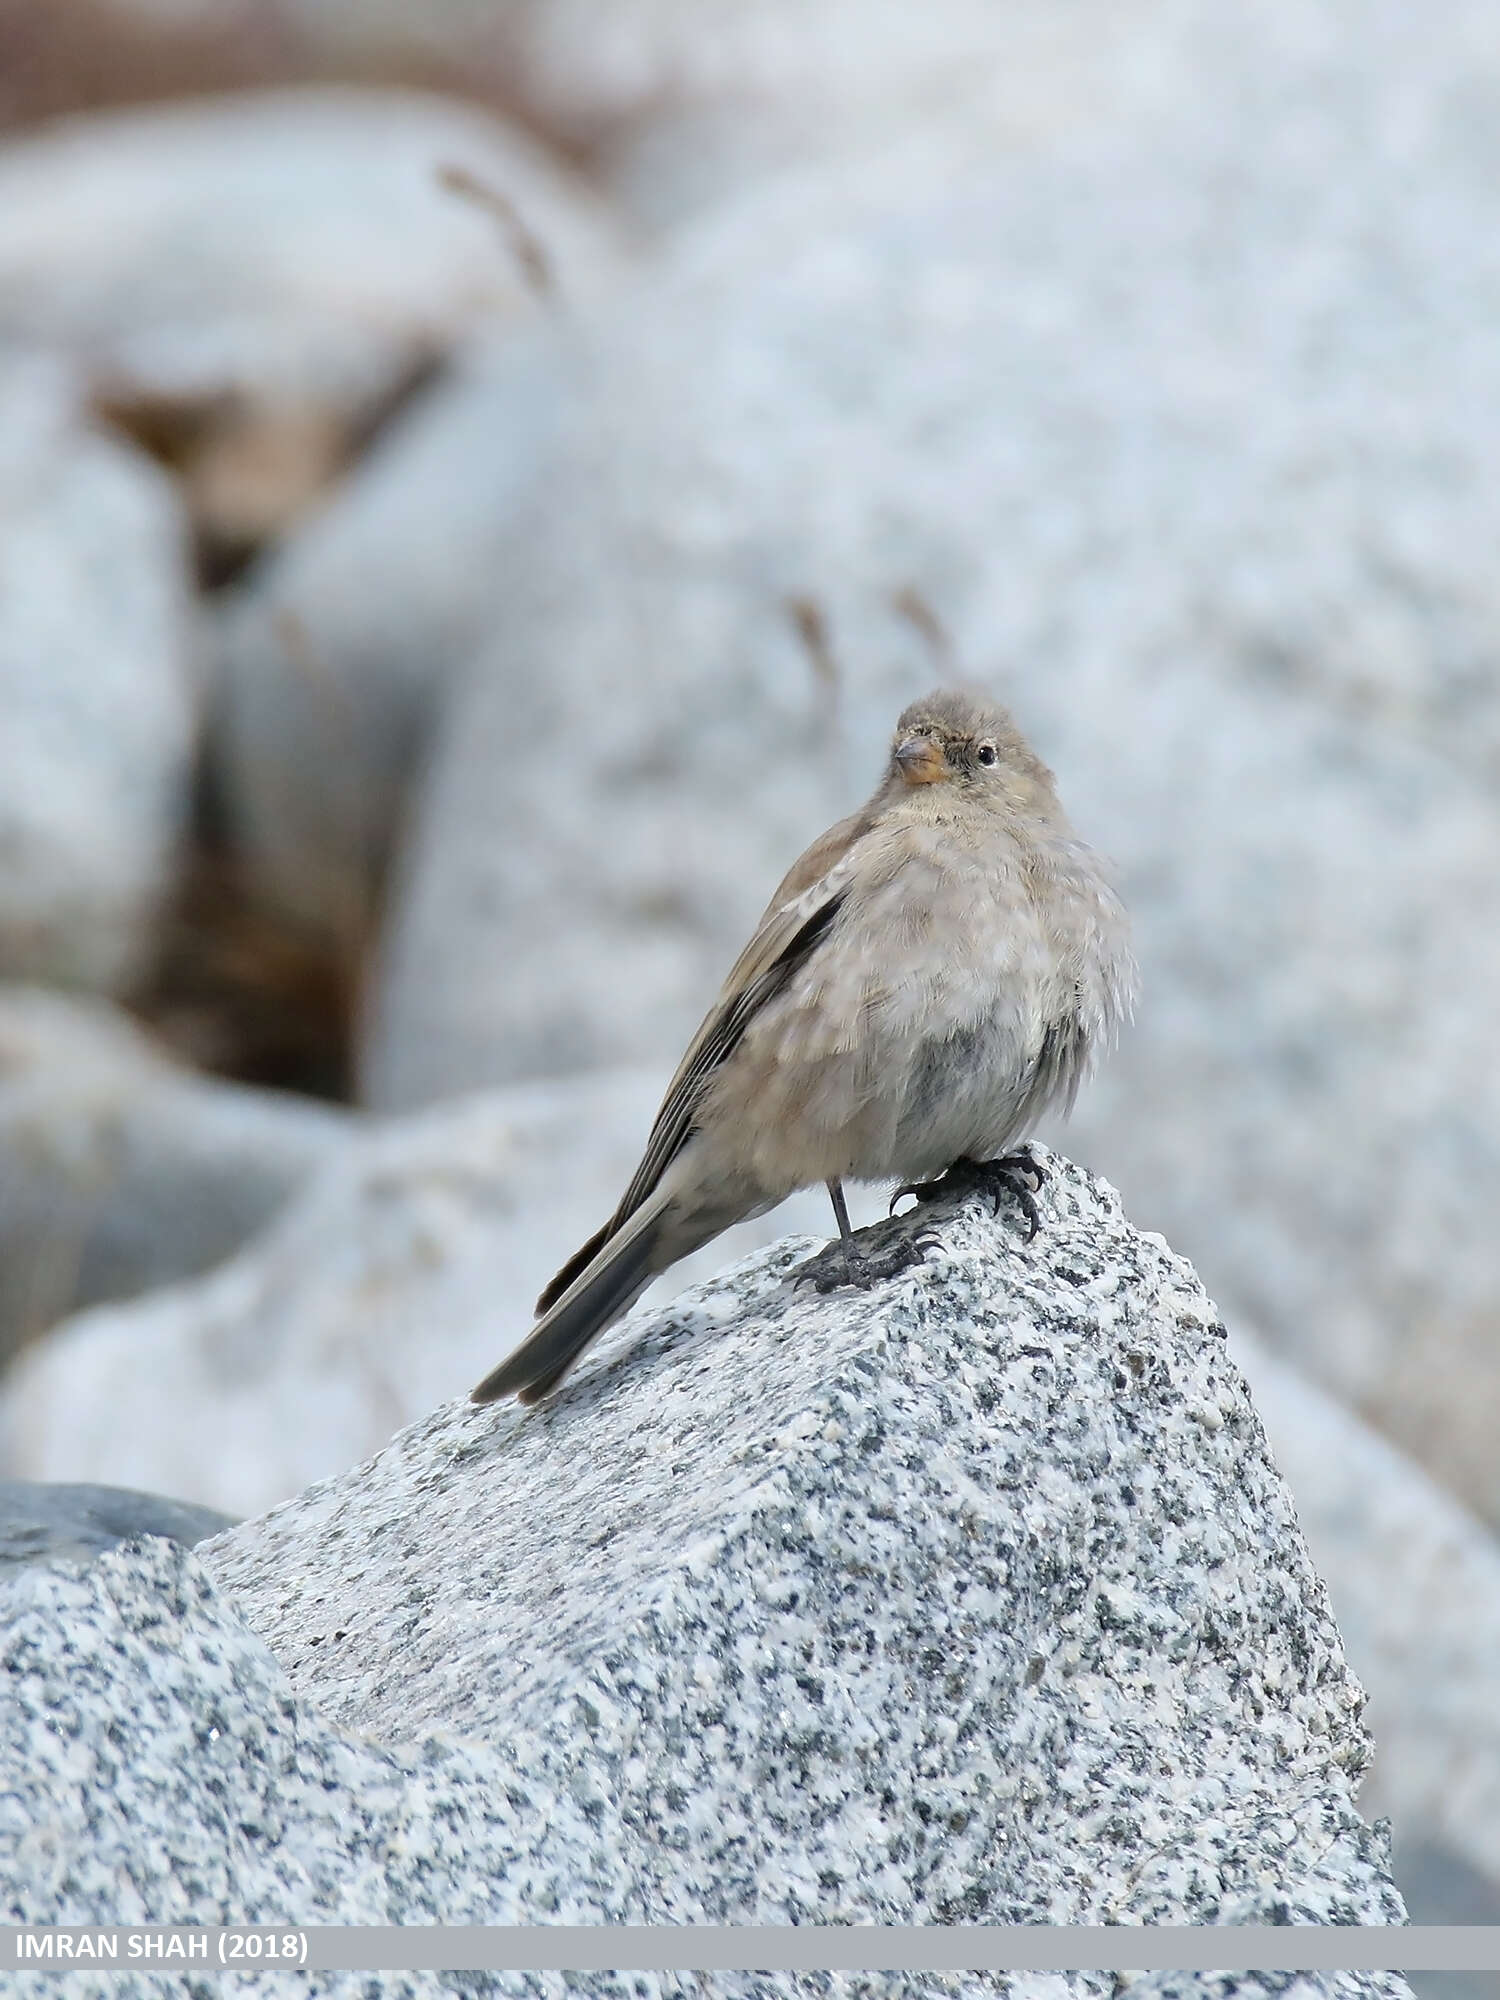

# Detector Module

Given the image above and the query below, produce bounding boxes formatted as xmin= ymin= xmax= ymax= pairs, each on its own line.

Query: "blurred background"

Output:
xmin=0 ymin=0 xmax=1497 ymax=1965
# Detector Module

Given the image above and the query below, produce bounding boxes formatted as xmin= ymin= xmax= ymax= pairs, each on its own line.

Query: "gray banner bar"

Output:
xmin=4 ymin=1926 xmax=1499 ymax=1974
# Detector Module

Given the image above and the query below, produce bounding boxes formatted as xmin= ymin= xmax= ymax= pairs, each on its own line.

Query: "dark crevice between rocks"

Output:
xmin=123 ymin=751 xmax=369 ymax=1103
xmin=94 ymin=346 xmax=449 ymax=593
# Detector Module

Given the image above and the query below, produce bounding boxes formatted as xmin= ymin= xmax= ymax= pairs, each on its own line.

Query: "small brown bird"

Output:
xmin=472 ymin=688 xmax=1135 ymax=1405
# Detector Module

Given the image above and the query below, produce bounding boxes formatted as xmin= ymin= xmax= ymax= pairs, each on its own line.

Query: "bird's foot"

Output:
xmin=790 ymin=1225 xmax=943 ymax=1295
xmin=889 ymin=1148 xmax=1047 ymax=1241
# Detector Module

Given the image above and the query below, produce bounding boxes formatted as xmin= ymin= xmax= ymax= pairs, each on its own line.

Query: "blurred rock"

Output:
xmin=501 ymin=0 xmax=1180 ymax=231
xmin=0 ymin=1069 xmax=855 ymax=1516
xmin=1237 ymin=1328 xmax=1500 ymax=1896
xmin=1392 ymin=1839 xmax=1500 ymax=2000
xmin=0 ymin=985 xmax=350 ymax=1362
xmin=0 ymin=1479 xmax=232 ymax=1572
xmin=0 ymin=0 xmax=292 ymax=129
xmin=0 ymin=0 xmax=1184 ymax=227
xmin=207 ymin=329 xmax=576 ymax=941
xmin=0 ymin=86 xmax=623 ymax=571
xmin=192 ymin=1160 xmax=1405 ymax=1943
xmin=357 ymin=0 xmax=1500 ymax=1534
xmin=0 ymin=1 xmax=560 ymax=139
xmin=1394 ymin=1842 xmax=1500 ymax=2000
xmin=124 ymin=831 xmax=364 ymax=1101
xmin=0 ymin=350 xmax=196 ymax=994
xmin=193 ymin=6 xmax=1184 ymax=948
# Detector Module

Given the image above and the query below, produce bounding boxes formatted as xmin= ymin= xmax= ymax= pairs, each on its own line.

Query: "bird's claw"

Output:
xmin=888 ymin=1149 xmax=1047 ymax=1240
xmin=888 ymin=1176 xmax=943 ymax=1216
xmin=790 ymin=1227 xmax=940 ymax=1294
xmin=794 ymin=1149 xmax=1047 ymax=1295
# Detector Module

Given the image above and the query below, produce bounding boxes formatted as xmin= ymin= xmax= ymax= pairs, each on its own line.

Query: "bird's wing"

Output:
xmin=535 ymin=814 xmax=875 ymax=1315
xmin=614 ymin=804 xmax=889 ymax=1221
xmin=758 ymin=806 xmax=875 ymax=912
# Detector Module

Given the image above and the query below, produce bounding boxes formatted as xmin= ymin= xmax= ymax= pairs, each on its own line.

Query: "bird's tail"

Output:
xmin=469 ymin=1194 xmax=669 ymax=1405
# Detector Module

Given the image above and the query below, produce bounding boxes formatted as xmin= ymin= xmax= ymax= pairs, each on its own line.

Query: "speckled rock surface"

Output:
xmin=0 ymin=1161 xmax=1407 ymax=1992
xmin=177 ymin=1156 xmax=1406 ymax=1946
xmin=0 ymin=1538 xmax=560 ymax=1932
xmin=0 ymin=1069 xmax=847 ymax=1517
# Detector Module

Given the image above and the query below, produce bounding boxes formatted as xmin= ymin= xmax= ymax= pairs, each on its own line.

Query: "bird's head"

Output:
xmin=888 ymin=688 xmax=1056 ymax=807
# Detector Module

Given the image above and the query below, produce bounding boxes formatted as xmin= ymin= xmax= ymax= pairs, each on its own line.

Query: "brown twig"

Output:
xmin=437 ymin=160 xmax=554 ymax=299
xmin=786 ymin=593 xmax=840 ymax=694
xmin=891 ymin=585 xmax=954 ymax=669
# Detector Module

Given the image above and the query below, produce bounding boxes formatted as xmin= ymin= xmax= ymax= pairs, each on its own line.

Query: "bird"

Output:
xmin=471 ymin=686 xmax=1135 ymax=1405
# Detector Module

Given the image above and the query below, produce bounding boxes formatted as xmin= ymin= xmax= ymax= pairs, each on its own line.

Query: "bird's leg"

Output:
xmin=825 ymin=1176 xmax=861 ymax=1283
xmin=791 ymin=1175 xmax=949 ymax=1294
xmin=889 ymin=1147 xmax=1048 ymax=1241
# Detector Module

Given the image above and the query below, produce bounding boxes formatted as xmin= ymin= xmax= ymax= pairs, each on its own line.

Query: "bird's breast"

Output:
xmin=710 ymin=829 xmax=1094 ymax=1188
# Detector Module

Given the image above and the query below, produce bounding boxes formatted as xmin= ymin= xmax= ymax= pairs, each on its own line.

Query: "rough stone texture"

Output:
xmin=355 ymin=0 xmax=1500 ymax=1540
xmin=1236 ymin=1327 xmax=1500 ymax=1895
xmin=0 ymin=1554 xmax=1403 ymax=2000
xmin=0 ymin=350 xmax=196 ymax=994
xmin=0 ymin=984 xmax=350 ymax=1360
xmin=0 ymin=1480 xmax=232 ymax=1572
xmin=0 ymin=1539 xmax=536 ymax=1935
xmin=0 ymin=1070 xmax=851 ymax=1517
xmin=203 ymin=1159 xmax=1404 ymax=1937
xmin=0 ymin=1161 xmax=1407 ymax=1993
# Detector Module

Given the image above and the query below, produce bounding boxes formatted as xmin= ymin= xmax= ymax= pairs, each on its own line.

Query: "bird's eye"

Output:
xmin=977 ymin=742 xmax=998 ymax=766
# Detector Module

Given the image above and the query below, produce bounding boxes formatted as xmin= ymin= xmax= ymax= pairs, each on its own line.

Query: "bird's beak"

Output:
xmin=894 ymin=734 xmax=947 ymax=785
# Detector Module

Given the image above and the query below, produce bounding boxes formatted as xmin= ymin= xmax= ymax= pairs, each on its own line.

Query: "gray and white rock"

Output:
xmin=169 ymin=90 xmax=626 ymax=932
xmin=0 ymin=1541 xmax=1402 ymax=2000
xmin=352 ymin=0 xmax=1500 ymax=1540
xmin=191 ymin=1 xmax=1187 ymax=946
xmin=0 ymin=86 xmax=622 ymax=567
xmin=206 ymin=328 xmax=581 ymax=939
xmin=0 ymin=85 xmax=620 ymax=417
xmin=0 ymin=985 xmax=351 ymax=1362
xmin=0 ymin=1160 xmax=1408 ymax=1987
xmin=0 ymin=350 xmax=196 ymax=994
xmin=0 ymin=1069 xmax=854 ymax=1517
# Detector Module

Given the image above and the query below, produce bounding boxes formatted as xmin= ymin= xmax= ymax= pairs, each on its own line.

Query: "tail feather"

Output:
xmin=534 ymin=1219 xmax=610 ymax=1315
xmin=470 ymin=1202 xmax=665 ymax=1405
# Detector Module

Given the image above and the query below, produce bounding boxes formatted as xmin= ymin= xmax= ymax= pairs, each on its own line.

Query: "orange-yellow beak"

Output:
xmin=894 ymin=733 xmax=947 ymax=785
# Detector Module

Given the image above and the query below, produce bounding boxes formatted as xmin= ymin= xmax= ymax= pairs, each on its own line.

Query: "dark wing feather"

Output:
xmin=534 ymin=1218 xmax=613 ymax=1315
xmin=534 ymin=879 xmax=851 ymax=1315
xmin=613 ymin=895 xmax=843 ymax=1216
